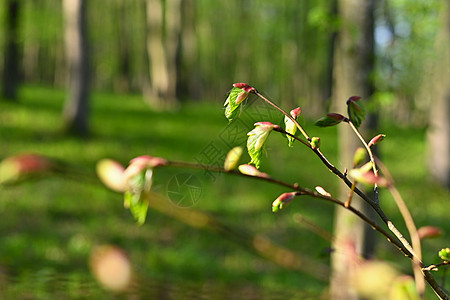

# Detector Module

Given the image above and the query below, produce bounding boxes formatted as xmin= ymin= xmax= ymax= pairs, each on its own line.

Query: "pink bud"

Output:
xmin=368 ymin=134 xmax=386 ymax=148
xmin=315 ymin=186 xmax=331 ymax=197
xmin=233 ymin=82 xmax=256 ymax=93
xmin=238 ymin=164 xmax=269 ymax=178
xmin=272 ymin=192 xmax=297 ymax=212
xmin=290 ymin=107 xmax=302 ymax=119
xmin=417 ymin=226 xmax=443 ymax=240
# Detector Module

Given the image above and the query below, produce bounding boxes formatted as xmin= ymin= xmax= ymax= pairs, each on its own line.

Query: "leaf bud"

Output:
xmin=311 ymin=137 xmax=321 ymax=149
xmin=438 ymin=248 xmax=450 ymax=261
xmin=224 ymin=146 xmax=243 ymax=171
xmin=368 ymin=134 xmax=386 ymax=148
xmin=272 ymin=192 xmax=297 ymax=212
xmin=238 ymin=164 xmax=269 ymax=178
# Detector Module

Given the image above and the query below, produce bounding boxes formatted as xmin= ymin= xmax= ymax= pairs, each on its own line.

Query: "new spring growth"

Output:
xmin=368 ymin=134 xmax=386 ymax=148
xmin=346 ymin=96 xmax=365 ymax=129
xmin=224 ymin=83 xmax=257 ymax=122
xmin=439 ymin=248 xmax=450 ymax=261
xmin=238 ymin=164 xmax=269 ymax=178
xmin=247 ymin=122 xmax=279 ymax=169
xmin=123 ymin=155 xmax=167 ymax=225
xmin=311 ymin=137 xmax=321 ymax=150
xmin=353 ymin=147 xmax=367 ymax=167
xmin=272 ymin=192 xmax=298 ymax=212
xmin=348 ymin=162 xmax=390 ymax=188
xmin=224 ymin=146 xmax=243 ymax=171
xmin=284 ymin=107 xmax=302 ymax=147
xmin=314 ymin=113 xmax=347 ymax=127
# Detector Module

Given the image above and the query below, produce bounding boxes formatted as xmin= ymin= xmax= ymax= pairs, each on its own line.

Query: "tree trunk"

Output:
xmin=62 ymin=0 xmax=90 ymax=136
xmin=2 ymin=0 xmax=21 ymax=101
xmin=426 ymin=1 xmax=450 ymax=190
xmin=330 ymin=0 xmax=376 ymax=299
xmin=145 ymin=0 xmax=181 ymax=109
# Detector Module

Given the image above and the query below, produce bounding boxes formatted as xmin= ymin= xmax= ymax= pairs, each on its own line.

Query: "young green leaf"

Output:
xmin=122 ymin=156 xmax=160 ymax=225
xmin=284 ymin=107 xmax=301 ymax=147
xmin=346 ymin=96 xmax=365 ymax=128
xmin=314 ymin=113 xmax=346 ymax=127
xmin=247 ymin=122 xmax=276 ymax=169
xmin=224 ymin=83 xmax=256 ymax=122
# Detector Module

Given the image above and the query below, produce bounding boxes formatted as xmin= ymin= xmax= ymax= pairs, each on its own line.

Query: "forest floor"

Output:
xmin=0 ymin=86 xmax=448 ymax=299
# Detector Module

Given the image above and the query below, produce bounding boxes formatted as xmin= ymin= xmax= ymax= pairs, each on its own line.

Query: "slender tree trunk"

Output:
xmin=177 ymin=0 xmax=199 ymax=100
xmin=62 ymin=0 xmax=90 ymax=136
xmin=145 ymin=0 xmax=181 ymax=109
xmin=330 ymin=0 xmax=376 ymax=299
xmin=426 ymin=1 xmax=450 ymax=190
xmin=2 ymin=0 xmax=21 ymax=101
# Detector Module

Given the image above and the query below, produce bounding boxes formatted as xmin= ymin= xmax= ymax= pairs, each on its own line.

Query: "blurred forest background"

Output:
xmin=0 ymin=0 xmax=449 ymax=299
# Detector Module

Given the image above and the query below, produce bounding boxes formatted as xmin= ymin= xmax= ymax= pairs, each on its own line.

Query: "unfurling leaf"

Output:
xmin=238 ymin=164 xmax=269 ymax=178
xmin=247 ymin=122 xmax=277 ymax=169
xmin=438 ymin=248 xmax=450 ymax=261
xmin=311 ymin=137 xmax=321 ymax=149
xmin=346 ymin=96 xmax=365 ymax=128
xmin=272 ymin=192 xmax=297 ymax=212
xmin=284 ymin=107 xmax=301 ymax=147
xmin=314 ymin=113 xmax=346 ymax=127
xmin=353 ymin=147 xmax=367 ymax=167
xmin=224 ymin=146 xmax=243 ymax=171
xmin=122 ymin=156 xmax=164 ymax=225
xmin=224 ymin=83 xmax=256 ymax=122
xmin=417 ymin=226 xmax=443 ymax=240
xmin=368 ymin=134 xmax=386 ymax=148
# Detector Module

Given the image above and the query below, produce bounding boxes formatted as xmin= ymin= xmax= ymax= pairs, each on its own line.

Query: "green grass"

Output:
xmin=0 ymin=86 xmax=448 ymax=299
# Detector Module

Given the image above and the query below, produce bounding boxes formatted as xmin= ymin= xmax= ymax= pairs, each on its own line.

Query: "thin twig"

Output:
xmin=346 ymin=120 xmax=380 ymax=203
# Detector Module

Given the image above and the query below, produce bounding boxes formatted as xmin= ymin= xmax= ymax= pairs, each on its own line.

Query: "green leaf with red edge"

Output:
xmin=123 ymin=169 xmax=152 ymax=225
xmin=224 ymin=83 xmax=256 ymax=122
xmin=246 ymin=122 xmax=276 ymax=169
xmin=347 ymin=96 xmax=366 ymax=128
